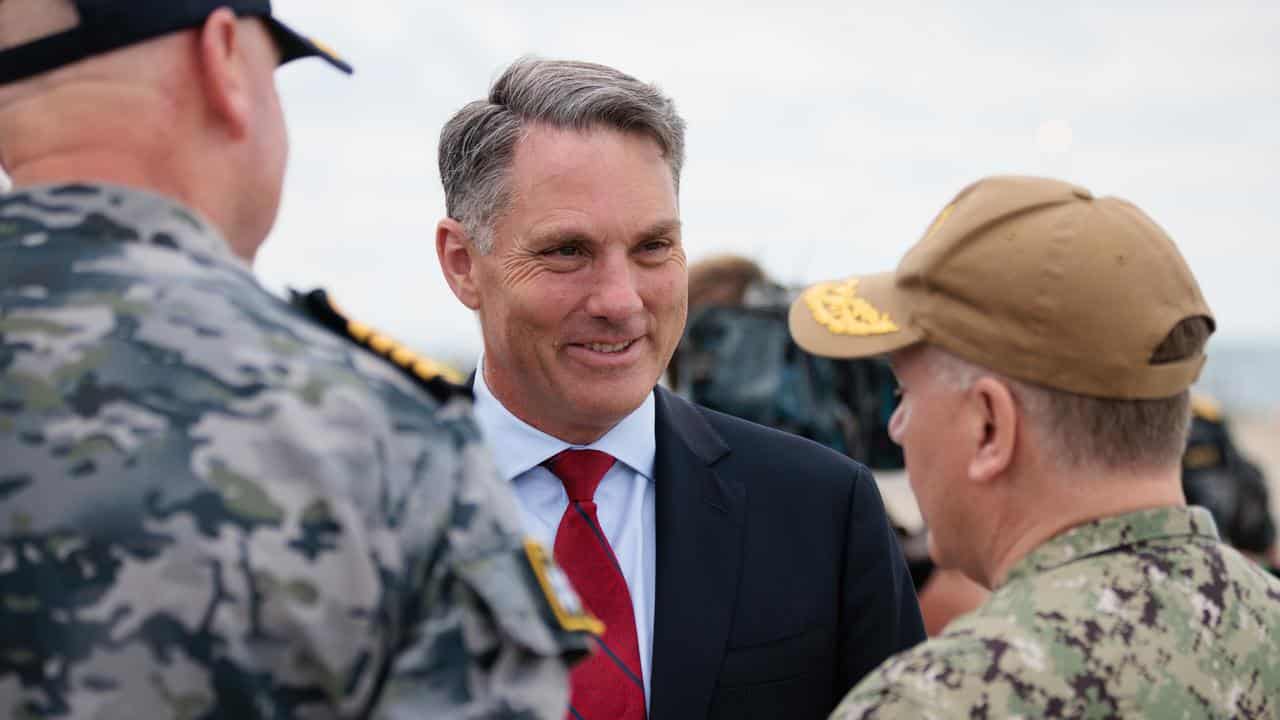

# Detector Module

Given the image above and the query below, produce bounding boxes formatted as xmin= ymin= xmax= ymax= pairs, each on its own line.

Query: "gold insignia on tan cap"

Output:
xmin=803 ymin=279 xmax=900 ymax=337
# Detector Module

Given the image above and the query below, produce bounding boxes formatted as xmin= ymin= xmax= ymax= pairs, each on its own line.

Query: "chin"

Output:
xmin=564 ymin=381 xmax=653 ymax=422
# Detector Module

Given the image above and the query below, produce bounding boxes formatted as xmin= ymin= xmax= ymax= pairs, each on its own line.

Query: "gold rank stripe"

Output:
xmin=345 ymin=318 xmax=465 ymax=385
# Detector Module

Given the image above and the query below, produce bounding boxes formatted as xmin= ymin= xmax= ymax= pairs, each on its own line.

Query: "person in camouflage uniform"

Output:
xmin=789 ymin=176 xmax=1280 ymax=719
xmin=0 ymin=2 xmax=591 ymax=718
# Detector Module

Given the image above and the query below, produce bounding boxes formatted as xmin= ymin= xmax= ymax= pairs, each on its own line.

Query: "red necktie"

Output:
xmin=546 ymin=449 xmax=646 ymax=720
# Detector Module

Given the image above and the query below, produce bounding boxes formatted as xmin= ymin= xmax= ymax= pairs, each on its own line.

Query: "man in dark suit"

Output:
xmin=434 ymin=57 xmax=925 ymax=719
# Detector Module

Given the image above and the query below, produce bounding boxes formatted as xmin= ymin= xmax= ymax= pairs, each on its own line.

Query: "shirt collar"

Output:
xmin=472 ymin=356 xmax=656 ymax=483
xmin=1002 ymin=505 xmax=1221 ymax=586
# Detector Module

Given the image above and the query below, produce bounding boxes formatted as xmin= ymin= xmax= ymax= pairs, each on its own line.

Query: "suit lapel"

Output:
xmin=649 ymin=387 xmax=744 ymax=718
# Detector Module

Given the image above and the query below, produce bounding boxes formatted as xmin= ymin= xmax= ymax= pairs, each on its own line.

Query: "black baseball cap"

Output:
xmin=0 ymin=0 xmax=352 ymax=85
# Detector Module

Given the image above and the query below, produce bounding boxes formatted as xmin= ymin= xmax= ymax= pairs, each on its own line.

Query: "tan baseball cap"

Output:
xmin=789 ymin=175 xmax=1215 ymax=399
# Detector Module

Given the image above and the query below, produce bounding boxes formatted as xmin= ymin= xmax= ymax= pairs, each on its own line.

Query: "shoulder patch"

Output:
xmin=290 ymin=288 xmax=468 ymax=403
xmin=523 ymin=538 xmax=604 ymax=636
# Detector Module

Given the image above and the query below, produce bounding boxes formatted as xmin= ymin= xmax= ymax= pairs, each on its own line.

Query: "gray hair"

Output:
xmin=922 ymin=317 xmax=1210 ymax=471
xmin=438 ymin=57 xmax=686 ymax=253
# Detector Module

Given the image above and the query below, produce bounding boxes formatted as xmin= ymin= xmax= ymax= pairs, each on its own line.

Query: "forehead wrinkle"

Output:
xmin=513 ymin=127 xmax=674 ymax=203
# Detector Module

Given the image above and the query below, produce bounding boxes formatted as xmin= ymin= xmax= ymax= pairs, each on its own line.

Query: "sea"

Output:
xmin=1195 ymin=340 xmax=1280 ymax=415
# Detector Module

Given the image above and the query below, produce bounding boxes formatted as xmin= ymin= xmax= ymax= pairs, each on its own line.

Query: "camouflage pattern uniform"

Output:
xmin=832 ymin=506 xmax=1280 ymax=719
xmin=0 ymin=183 xmax=592 ymax=719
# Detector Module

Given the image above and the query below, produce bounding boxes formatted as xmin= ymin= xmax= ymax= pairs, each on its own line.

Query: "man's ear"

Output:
xmin=437 ymin=218 xmax=481 ymax=310
xmin=196 ymin=8 xmax=251 ymax=139
xmin=968 ymin=377 xmax=1017 ymax=484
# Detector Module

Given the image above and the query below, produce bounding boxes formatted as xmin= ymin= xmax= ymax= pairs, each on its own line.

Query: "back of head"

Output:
xmin=0 ymin=0 xmax=90 ymax=103
xmin=0 ymin=1 xmax=199 ymax=99
xmin=687 ymin=255 xmax=767 ymax=310
xmin=438 ymin=57 xmax=686 ymax=252
xmin=0 ymin=0 xmax=78 ymax=49
xmin=0 ymin=0 xmax=350 ymax=257
xmin=668 ymin=255 xmax=765 ymax=388
xmin=0 ymin=0 xmax=190 ymax=187
xmin=925 ymin=321 xmax=1210 ymax=472
xmin=0 ymin=1 xmax=73 ymax=186
xmin=792 ymin=175 xmax=1216 ymax=473
xmin=0 ymin=0 xmax=349 ymax=86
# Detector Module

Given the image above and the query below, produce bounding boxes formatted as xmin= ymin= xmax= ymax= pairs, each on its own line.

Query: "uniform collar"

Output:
xmin=1003 ymin=506 xmax=1221 ymax=587
xmin=1 ymin=182 xmax=240 ymax=263
xmin=471 ymin=356 xmax=657 ymax=483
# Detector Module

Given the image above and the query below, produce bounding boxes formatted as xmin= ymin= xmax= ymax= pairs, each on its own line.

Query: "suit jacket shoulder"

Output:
xmin=657 ymin=386 xmax=874 ymax=512
xmin=650 ymin=387 xmax=925 ymax=720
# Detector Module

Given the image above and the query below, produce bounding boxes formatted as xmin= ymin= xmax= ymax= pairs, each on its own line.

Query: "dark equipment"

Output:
xmin=673 ymin=293 xmax=903 ymax=471
xmin=1183 ymin=400 xmax=1276 ymax=557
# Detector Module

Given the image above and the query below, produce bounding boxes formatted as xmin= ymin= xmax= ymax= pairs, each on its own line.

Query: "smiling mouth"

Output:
xmin=580 ymin=340 xmax=637 ymax=354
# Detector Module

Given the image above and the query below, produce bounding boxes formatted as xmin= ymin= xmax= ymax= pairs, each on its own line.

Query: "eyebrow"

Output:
xmin=531 ymin=219 xmax=683 ymax=247
xmin=637 ymin=219 xmax=683 ymax=242
xmin=528 ymin=227 xmax=593 ymax=248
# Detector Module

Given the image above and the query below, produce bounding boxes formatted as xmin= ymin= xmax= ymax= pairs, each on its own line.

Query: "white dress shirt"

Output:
xmin=472 ymin=361 xmax=657 ymax=708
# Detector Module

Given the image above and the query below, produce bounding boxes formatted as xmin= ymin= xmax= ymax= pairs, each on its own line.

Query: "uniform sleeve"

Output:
xmin=829 ymin=629 xmax=1029 ymax=720
xmin=829 ymin=668 xmax=936 ymax=720
xmin=0 ymin=251 xmax=591 ymax=719
xmin=0 ymin=376 xmax=419 ymax=718
xmin=835 ymin=464 xmax=927 ymax=692
xmin=370 ymin=399 xmax=594 ymax=720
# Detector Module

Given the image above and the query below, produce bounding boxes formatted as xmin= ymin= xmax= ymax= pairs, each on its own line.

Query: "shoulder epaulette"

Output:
xmin=290 ymin=288 xmax=469 ymax=404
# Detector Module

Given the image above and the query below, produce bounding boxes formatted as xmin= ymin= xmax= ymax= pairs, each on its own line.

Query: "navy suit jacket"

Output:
xmin=649 ymin=386 xmax=925 ymax=719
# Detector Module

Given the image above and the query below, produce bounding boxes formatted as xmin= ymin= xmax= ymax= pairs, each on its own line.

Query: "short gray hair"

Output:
xmin=438 ymin=57 xmax=686 ymax=253
xmin=923 ymin=316 xmax=1211 ymax=471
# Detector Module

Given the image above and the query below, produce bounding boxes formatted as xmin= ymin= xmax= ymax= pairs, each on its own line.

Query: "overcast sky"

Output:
xmin=24 ymin=1 xmax=1280 ymax=364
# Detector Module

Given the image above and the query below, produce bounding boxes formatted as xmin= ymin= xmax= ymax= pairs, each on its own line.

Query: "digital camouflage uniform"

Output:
xmin=833 ymin=506 xmax=1280 ymax=719
xmin=0 ymin=183 xmax=592 ymax=719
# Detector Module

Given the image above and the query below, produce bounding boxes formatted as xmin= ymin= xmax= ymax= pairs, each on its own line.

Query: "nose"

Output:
xmin=585 ymin=252 xmax=644 ymax=322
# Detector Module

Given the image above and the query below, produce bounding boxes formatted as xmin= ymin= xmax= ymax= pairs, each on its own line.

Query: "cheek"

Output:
xmin=253 ymin=93 xmax=289 ymax=191
xmin=483 ymin=272 xmax=578 ymax=341
xmin=644 ymin=266 xmax=688 ymax=319
xmin=646 ymin=274 xmax=687 ymax=358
